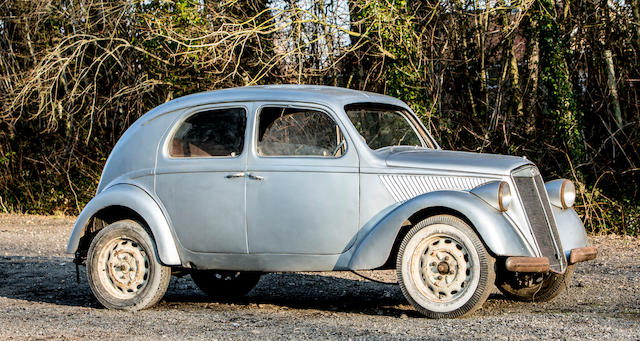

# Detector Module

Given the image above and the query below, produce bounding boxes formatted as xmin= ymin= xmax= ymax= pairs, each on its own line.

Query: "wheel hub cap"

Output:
xmin=99 ymin=238 xmax=150 ymax=299
xmin=415 ymin=235 xmax=473 ymax=302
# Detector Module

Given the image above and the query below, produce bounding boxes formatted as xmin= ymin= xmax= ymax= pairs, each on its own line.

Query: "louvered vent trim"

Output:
xmin=379 ymin=175 xmax=488 ymax=202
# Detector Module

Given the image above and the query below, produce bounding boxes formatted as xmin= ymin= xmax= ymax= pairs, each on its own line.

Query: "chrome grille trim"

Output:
xmin=512 ymin=167 xmax=566 ymax=272
xmin=379 ymin=175 xmax=488 ymax=202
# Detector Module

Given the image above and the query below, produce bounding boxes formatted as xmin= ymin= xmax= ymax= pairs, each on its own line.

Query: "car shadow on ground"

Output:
xmin=0 ymin=255 xmax=420 ymax=315
xmin=1 ymin=255 xmax=526 ymax=318
xmin=162 ymin=272 xmax=425 ymax=318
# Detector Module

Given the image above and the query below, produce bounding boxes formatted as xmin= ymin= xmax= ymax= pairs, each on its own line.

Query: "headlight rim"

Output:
xmin=559 ymin=179 xmax=576 ymax=209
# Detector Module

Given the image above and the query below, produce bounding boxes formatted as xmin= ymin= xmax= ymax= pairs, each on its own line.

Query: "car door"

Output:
xmin=245 ymin=103 xmax=359 ymax=254
xmin=155 ymin=104 xmax=250 ymax=254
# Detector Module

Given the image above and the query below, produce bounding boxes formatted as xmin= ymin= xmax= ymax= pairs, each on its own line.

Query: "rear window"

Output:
xmin=170 ymin=107 xmax=246 ymax=157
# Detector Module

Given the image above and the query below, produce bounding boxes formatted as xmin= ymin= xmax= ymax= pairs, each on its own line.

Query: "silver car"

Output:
xmin=67 ymin=85 xmax=596 ymax=318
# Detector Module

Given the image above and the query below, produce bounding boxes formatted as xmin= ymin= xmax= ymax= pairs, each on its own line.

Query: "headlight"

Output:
xmin=498 ymin=181 xmax=512 ymax=211
xmin=545 ymin=179 xmax=576 ymax=209
xmin=471 ymin=181 xmax=512 ymax=212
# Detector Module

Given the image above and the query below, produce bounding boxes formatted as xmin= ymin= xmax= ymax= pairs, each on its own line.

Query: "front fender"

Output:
xmin=66 ymin=184 xmax=181 ymax=265
xmin=348 ymin=190 xmax=536 ymax=270
xmin=551 ymin=206 xmax=590 ymax=257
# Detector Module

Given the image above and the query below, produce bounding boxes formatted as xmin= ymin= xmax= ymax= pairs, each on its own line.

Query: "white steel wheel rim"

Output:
xmin=402 ymin=224 xmax=481 ymax=313
xmin=97 ymin=236 xmax=151 ymax=299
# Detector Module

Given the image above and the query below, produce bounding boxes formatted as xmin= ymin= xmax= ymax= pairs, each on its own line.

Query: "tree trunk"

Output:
xmin=459 ymin=15 xmax=477 ymax=117
xmin=632 ymin=0 xmax=640 ymax=41
xmin=477 ymin=7 xmax=488 ymax=114
xmin=525 ymin=29 xmax=539 ymax=133
xmin=510 ymin=43 xmax=524 ymax=118
xmin=604 ymin=50 xmax=623 ymax=128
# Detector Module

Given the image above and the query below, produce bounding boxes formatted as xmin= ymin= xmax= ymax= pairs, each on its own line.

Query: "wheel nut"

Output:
xmin=437 ymin=262 xmax=450 ymax=275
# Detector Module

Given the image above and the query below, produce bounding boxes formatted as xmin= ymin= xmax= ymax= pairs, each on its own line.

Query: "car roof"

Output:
xmin=140 ymin=85 xmax=411 ymax=123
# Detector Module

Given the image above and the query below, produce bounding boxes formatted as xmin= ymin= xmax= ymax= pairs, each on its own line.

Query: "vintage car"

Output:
xmin=67 ymin=85 xmax=596 ymax=318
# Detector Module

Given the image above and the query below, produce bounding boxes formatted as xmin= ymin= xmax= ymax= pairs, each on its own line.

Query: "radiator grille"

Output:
xmin=513 ymin=171 xmax=566 ymax=272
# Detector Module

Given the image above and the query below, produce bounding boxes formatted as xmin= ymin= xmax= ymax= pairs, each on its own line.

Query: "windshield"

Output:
xmin=345 ymin=104 xmax=430 ymax=150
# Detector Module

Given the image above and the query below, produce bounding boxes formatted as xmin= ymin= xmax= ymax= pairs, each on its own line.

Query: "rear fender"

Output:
xmin=66 ymin=184 xmax=181 ymax=265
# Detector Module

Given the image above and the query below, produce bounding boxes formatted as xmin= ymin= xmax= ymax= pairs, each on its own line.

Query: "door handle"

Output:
xmin=225 ymin=172 xmax=245 ymax=179
xmin=247 ymin=173 xmax=264 ymax=181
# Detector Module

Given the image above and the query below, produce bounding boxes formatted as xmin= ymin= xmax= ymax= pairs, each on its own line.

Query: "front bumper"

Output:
xmin=568 ymin=246 xmax=598 ymax=264
xmin=505 ymin=246 xmax=597 ymax=273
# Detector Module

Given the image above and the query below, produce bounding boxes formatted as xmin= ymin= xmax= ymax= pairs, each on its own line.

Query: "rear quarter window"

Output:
xmin=170 ymin=107 xmax=246 ymax=158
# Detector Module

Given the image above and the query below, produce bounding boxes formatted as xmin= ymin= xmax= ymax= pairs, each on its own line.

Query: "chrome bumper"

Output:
xmin=505 ymin=246 xmax=597 ymax=273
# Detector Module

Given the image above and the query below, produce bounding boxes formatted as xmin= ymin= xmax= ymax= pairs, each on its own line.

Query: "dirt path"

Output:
xmin=0 ymin=213 xmax=638 ymax=340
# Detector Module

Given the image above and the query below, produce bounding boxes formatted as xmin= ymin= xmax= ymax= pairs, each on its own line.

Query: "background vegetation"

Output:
xmin=0 ymin=0 xmax=638 ymax=235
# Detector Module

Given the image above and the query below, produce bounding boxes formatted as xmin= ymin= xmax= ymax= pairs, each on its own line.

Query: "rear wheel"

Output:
xmin=397 ymin=215 xmax=495 ymax=318
xmin=87 ymin=220 xmax=171 ymax=310
xmin=191 ymin=270 xmax=261 ymax=299
xmin=496 ymin=265 xmax=574 ymax=302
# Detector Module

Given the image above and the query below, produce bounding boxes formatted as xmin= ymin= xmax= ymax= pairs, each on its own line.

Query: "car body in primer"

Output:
xmin=67 ymin=85 xmax=597 ymax=318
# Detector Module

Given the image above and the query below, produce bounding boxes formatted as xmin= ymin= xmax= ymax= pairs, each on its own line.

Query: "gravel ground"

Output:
xmin=0 ymin=213 xmax=638 ymax=340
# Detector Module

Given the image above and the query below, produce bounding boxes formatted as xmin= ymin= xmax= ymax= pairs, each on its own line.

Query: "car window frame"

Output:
xmin=253 ymin=103 xmax=350 ymax=159
xmin=164 ymin=104 xmax=250 ymax=160
xmin=354 ymin=109 xmax=426 ymax=150
xmin=344 ymin=103 xmax=436 ymax=151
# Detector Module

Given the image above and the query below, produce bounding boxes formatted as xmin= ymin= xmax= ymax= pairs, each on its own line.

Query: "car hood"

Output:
xmin=385 ymin=149 xmax=532 ymax=176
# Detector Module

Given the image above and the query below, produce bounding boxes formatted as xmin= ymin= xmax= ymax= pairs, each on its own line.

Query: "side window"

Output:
xmin=257 ymin=106 xmax=346 ymax=157
xmin=170 ymin=107 xmax=246 ymax=158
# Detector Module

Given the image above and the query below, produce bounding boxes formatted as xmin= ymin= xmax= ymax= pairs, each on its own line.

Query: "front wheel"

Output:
xmin=87 ymin=220 xmax=171 ymax=310
xmin=397 ymin=215 xmax=495 ymax=318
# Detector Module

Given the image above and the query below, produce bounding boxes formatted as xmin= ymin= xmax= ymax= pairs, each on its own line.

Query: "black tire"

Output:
xmin=191 ymin=270 xmax=261 ymax=299
xmin=396 ymin=215 xmax=495 ymax=318
xmin=87 ymin=220 xmax=171 ymax=310
xmin=496 ymin=265 xmax=574 ymax=302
